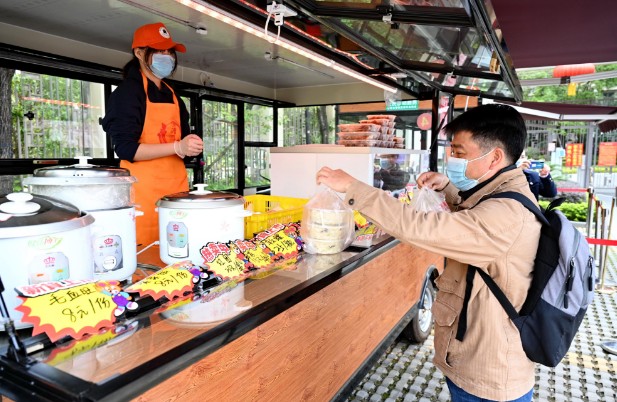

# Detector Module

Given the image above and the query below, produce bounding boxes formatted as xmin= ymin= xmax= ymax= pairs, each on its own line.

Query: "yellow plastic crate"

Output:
xmin=243 ymin=195 xmax=308 ymax=239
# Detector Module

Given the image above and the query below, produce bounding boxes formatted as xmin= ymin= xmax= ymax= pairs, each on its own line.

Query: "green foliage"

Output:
xmin=519 ymin=63 xmax=617 ymax=105
xmin=538 ymin=200 xmax=588 ymax=222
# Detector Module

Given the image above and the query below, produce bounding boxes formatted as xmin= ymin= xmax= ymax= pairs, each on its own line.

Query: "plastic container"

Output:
xmin=304 ymin=222 xmax=347 ymax=240
xmin=337 ymin=131 xmax=380 ymax=140
xmin=244 ymin=195 xmax=308 ymax=239
xmin=337 ymin=123 xmax=381 ymax=132
xmin=367 ymin=114 xmax=396 ymax=122
xmin=336 ymin=139 xmax=380 ymax=147
xmin=360 ymin=119 xmax=389 ymax=126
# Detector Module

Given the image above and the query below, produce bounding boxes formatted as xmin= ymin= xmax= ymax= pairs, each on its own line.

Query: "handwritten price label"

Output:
xmin=204 ymin=249 xmax=247 ymax=280
xmin=258 ymin=230 xmax=300 ymax=259
xmin=126 ymin=260 xmax=196 ymax=301
xmin=16 ymin=281 xmax=116 ymax=342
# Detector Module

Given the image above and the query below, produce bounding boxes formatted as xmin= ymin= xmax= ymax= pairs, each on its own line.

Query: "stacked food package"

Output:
xmin=337 ymin=114 xmax=403 ymax=148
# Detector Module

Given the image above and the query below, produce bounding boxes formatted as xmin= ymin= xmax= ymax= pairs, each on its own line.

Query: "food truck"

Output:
xmin=0 ymin=1 xmax=523 ymax=400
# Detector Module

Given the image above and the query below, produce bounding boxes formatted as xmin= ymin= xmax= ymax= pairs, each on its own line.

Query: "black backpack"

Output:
xmin=456 ymin=192 xmax=595 ymax=367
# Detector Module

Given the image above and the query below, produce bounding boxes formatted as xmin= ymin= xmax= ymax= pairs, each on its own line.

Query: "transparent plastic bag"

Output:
xmin=300 ymin=186 xmax=356 ymax=254
xmin=410 ymin=187 xmax=450 ymax=213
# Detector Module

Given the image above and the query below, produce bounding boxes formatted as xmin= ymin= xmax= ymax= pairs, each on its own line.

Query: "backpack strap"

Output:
xmin=486 ymin=191 xmax=550 ymax=226
xmin=455 ymin=191 xmax=547 ymax=342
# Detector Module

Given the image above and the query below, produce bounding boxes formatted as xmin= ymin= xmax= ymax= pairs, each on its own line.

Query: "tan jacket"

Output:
xmin=345 ymin=167 xmax=540 ymax=400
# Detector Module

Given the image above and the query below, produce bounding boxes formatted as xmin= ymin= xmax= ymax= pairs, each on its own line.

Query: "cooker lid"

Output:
xmin=157 ymin=184 xmax=244 ymax=209
xmin=0 ymin=192 xmax=94 ymax=237
xmin=26 ymin=156 xmax=137 ymax=183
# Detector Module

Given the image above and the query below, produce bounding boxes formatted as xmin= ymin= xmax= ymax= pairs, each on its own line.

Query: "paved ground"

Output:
xmin=345 ymin=247 xmax=617 ymax=402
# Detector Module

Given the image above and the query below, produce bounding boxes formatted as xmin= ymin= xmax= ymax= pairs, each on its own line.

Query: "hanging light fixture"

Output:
xmin=175 ymin=0 xmax=398 ymax=93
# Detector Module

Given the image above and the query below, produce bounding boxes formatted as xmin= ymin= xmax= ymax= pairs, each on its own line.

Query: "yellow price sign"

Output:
xmin=256 ymin=229 xmax=300 ymax=260
xmin=229 ymin=239 xmax=272 ymax=270
xmin=16 ymin=280 xmax=117 ymax=342
xmin=126 ymin=260 xmax=197 ymax=301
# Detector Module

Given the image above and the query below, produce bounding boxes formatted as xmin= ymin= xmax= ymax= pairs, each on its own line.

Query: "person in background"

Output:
xmin=374 ymin=154 xmax=411 ymax=193
xmin=517 ymin=156 xmax=558 ymax=200
xmin=103 ymin=22 xmax=204 ymax=247
xmin=316 ymin=104 xmax=538 ymax=402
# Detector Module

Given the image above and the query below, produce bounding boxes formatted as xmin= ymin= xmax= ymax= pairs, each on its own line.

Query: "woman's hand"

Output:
xmin=417 ymin=171 xmax=449 ymax=190
xmin=316 ymin=167 xmax=356 ymax=193
xmin=179 ymin=134 xmax=204 ymax=157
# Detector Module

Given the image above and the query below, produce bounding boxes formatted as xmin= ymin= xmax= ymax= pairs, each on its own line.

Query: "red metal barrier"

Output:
xmin=557 ymin=188 xmax=588 ymax=193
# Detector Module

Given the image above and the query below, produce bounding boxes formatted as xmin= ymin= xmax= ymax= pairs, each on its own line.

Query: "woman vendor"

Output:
xmin=103 ymin=22 xmax=204 ymax=247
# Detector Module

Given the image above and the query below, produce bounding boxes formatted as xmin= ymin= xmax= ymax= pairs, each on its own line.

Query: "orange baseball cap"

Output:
xmin=132 ymin=22 xmax=186 ymax=53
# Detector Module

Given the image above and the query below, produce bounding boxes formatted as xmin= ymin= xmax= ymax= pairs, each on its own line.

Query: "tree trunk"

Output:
xmin=317 ymin=106 xmax=328 ymax=144
xmin=0 ymin=68 xmax=16 ymax=194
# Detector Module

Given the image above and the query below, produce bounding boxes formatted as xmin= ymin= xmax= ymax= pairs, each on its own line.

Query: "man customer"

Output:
xmin=316 ymin=104 xmax=539 ymax=401
xmin=517 ymin=156 xmax=558 ymax=200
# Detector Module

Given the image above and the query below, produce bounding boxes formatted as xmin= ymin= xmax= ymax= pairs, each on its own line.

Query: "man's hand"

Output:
xmin=539 ymin=164 xmax=551 ymax=178
xmin=417 ymin=172 xmax=449 ymax=190
xmin=316 ymin=167 xmax=357 ymax=193
xmin=518 ymin=158 xmax=531 ymax=170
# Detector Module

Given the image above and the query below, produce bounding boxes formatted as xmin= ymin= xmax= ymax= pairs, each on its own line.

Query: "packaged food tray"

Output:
xmin=337 ymin=131 xmax=380 ymax=140
xmin=367 ymin=114 xmax=396 ymax=122
xmin=243 ymin=195 xmax=308 ymax=239
xmin=337 ymin=139 xmax=380 ymax=147
xmin=337 ymin=123 xmax=381 ymax=132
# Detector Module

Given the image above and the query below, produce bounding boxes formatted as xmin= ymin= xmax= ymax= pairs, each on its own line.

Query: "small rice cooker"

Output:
xmin=156 ymin=184 xmax=251 ymax=266
xmin=0 ymin=192 xmax=95 ymax=327
xmin=22 ymin=156 xmax=138 ymax=281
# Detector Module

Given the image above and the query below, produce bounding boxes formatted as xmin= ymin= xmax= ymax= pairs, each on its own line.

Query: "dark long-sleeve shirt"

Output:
xmin=523 ymin=169 xmax=557 ymax=200
xmin=102 ymin=64 xmax=190 ymax=162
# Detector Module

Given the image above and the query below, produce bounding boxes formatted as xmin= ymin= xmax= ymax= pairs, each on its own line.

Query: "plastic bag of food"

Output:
xmin=410 ymin=187 xmax=450 ymax=213
xmin=300 ymin=186 xmax=356 ymax=254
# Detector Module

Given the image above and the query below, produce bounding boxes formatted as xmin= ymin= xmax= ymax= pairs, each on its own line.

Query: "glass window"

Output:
xmin=245 ymin=147 xmax=270 ymax=188
xmin=278 ymin=106 xmax=336 ymax=146
xmin=245 ymin=104 xmax=273 ymax=143
xmin=7 ymin=70 xmax=107 ymax=159
xmin=202 ymin=99 xmax=238 ymax=190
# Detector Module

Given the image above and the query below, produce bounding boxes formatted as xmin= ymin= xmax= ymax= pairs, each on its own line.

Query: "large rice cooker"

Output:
xmin=156 ymin=184 xmax=251 ymax=266
xmin=22 ymin=157 xmax=137 ymax=282
xmin=0 ymin=192 xmax=95 ymax=327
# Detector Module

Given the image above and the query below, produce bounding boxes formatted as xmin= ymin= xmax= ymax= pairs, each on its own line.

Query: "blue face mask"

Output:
xmin=446 ymin=149 xmax=495 ymax=191
xmin=150 ymin=53 xmax=175 ymax=79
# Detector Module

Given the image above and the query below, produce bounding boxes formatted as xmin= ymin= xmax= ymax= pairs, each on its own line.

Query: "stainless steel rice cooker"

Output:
xmin=0 ymin=192 xmax=95 ymax=327
xmin=22 ymin=156 xmax=138 ymax=282
xmin=22 ymin=156 xmax=136 ymax=211
xmin=156 ymin=184 xmax=251 ymax=266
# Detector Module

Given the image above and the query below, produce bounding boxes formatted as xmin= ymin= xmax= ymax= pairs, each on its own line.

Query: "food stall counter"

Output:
xmin=0 ymin=237 xmax=442 ymax=401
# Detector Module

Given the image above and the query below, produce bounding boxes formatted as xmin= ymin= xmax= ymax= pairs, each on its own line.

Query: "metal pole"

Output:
xmin=594 ymin=200 xmax=601 ymax=262
xmin=601 ymin=198 xmax=615 ymax=279
xmin=584 ymin=124 xmax=595 ymax=189
xmin=598 ymin=207 xmax=606 ymax=284
xmin=586 ymin=188 xmax=594 ymax=236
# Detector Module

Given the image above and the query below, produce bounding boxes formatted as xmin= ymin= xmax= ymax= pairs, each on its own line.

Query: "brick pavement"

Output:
xmin=345 ymin=253 xmax=617 ymax=402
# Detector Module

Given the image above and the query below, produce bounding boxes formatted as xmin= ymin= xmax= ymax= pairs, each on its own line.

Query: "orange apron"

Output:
xmin=121 ymin=73 xmax=188 ymax=247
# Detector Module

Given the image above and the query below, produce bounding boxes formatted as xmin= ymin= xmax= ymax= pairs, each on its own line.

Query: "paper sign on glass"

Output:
xmin=125 ymin=260 xmax=197 ymax=301
xmin=15 ymin=280 xmax=118 ymax=342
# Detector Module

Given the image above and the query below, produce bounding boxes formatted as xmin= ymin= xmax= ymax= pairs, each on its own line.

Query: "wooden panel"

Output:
xmin=135 ymin=243 xmax=443 ymax=402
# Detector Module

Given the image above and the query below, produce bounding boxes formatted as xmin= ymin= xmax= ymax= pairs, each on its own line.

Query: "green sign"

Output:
xmin=386 ymin=100 xmax=419 ymax=111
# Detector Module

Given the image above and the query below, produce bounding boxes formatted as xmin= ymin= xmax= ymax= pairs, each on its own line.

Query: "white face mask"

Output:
xmin=446 ymin=149 xmax=495 ymax=191
xmin=150 ymin=53 xmax=175 ymax=79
